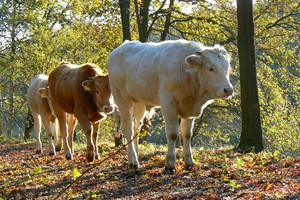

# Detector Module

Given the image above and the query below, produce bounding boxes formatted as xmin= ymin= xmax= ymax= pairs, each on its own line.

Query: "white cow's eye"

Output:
xmin=209 ymin=68 xmax=214 ymax=72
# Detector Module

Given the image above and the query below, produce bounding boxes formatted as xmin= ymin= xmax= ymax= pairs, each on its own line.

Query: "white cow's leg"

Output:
xmin=110 ymin=82 xmax=138 ymax=168
xmin=180 ymin=118 xmax=195 ymax=169
xmin=33 ymin=113 xmax=42 ymax=154
xmin=41 ymin=116 xmax=56 ymax=156
xmin=118 ymin=99 xmax=138 ymax=168
xmin=161 ymin=101 xmax=179 ymax=173
xmin=76 ymin=112 xmax=94 ymax=162
xmin=113 ymin=108 xmax=123 ymax=146
xmin=92 ymin=122 xmax=100 ymax=159
xmin=121 ymin=106 xmax=139 ymax=168
xmin=133 ymin=103 xmax=146 ymax=155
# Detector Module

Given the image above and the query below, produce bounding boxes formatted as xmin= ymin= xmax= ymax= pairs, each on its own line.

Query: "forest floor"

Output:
xmin=0 ymin=139 xmax=299 ymax=200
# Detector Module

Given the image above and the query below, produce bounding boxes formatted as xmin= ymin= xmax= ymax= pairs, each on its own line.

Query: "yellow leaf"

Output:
xmin=72 ymin=167 xmax=81 ymax=181
xmin=0 ymin=176 xmax=5 ymax=181
xmin=35 ymin=166 xmax=42 ymax=175
xmin=222 ymin=174 xmax=229 ymax=182
xmin=265 ymin=183 xmax=273 ymax=190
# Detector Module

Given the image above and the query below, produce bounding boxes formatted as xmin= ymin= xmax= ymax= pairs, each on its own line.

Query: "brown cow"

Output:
xmin=48 ymin=62 xmax=114 ymax=162
xmin=27 ymin=74 xmax=61 ymax=155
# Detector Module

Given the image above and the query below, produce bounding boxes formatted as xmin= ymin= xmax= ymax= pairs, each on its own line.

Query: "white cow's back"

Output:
xmin=108 ymin=40 xmax=205 ymax=107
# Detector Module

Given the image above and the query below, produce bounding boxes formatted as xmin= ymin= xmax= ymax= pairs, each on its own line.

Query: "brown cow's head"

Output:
xmin=82 ymin=75 xmax=114 ymax=114
xmin=185 ymin=45 xmax=234 ymax=99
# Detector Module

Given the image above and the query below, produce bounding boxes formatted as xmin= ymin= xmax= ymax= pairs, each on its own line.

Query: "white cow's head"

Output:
xmin=185 ymin=45 xmax=233 ymax=99
xmin=39 ymin=86 xmax=55 ymax=113
xmin=39 ymin=87 xmax=52 ymax=104
xmin=82 ymin=75 xmax=114 ymax=114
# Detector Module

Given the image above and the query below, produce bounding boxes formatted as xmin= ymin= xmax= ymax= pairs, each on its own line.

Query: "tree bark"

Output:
xmin=161 ymin=0 xmax=174 ymax=41
xmin=119 ymin=0 xmax=131 ymax=41
xmin=7 ymin=0 xmax=17 ymax=138
xmin=135 ymin=0 xmax=151 ymax=42
xmin=237 ymin=0 xmax=263 ymax=152
xmin=24 ymin=109 xmax=34 ymax=140
xmin=0 ymin=92 xmax=3 ymax=134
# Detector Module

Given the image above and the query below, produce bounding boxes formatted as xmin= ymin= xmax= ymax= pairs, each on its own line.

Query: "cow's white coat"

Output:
xmin=27 ymin=74 xmax=60 ymax=155
xmin=108 ymin=39 xmax=233 ymax=172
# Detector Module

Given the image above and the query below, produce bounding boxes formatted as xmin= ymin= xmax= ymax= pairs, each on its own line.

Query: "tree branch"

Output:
xmin=265 ymin=3 xmax=299 ymax=30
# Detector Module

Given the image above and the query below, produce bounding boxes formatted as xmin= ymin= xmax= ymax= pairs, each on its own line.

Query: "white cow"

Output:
xmin=107 ymin=39 xmax=233 ymax=173
xmin=27 ymin=74 xmax=61 ymax=155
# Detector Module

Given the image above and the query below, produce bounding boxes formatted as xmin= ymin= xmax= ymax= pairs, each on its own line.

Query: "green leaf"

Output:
xmin=97 ymin=172 xmax=105 ymax=180
xmin=111 ymin=176 xmax=118 ymax=181
xmin=40 ymin=177 xmax=47 ymax=182
xmin=273 ymin=150 xmax=280 ymax=160
xmin=72 ymin=167 xmax=81 ymax=181
xmin=230 ymin=180 xmax=241 ymax=189
xmin=35 ymin=166 xmax=42 ymax=175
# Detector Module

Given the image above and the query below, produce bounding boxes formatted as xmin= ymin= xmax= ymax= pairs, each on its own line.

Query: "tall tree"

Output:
xmin=160 ymin=0 xmax=174 ymax=41
xmin=119 ymin=0 xmax=131 ymax=41
xmin=134 ymin=0 xmax=151 ymax=42
xmin=7 ymin=0 xmax=18 ymax=137
xmin=237 ymin=0 xmax=263 ymax=152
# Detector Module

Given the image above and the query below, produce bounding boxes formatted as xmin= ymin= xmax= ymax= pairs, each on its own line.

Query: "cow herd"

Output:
xmin=27 ymin=39 xmax=234 ymax=173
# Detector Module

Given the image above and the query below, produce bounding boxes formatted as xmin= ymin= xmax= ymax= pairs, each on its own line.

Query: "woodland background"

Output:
xmin=0 ymin=0 xmax=299 ymax=156
xmin=0 ymin=0 xmax=299 ymax=199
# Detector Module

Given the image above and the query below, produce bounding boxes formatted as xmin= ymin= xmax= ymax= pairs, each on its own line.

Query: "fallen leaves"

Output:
xmin=0 ymin=142 xmax=299 ymax=199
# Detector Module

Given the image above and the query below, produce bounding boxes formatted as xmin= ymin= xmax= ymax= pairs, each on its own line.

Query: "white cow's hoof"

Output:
xmin=164 ymin=167 xmax=176 ymax=174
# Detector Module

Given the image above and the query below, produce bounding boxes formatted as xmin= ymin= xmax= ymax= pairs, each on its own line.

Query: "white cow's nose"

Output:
xmin=224 ymin=87 xmax=233 ymax=96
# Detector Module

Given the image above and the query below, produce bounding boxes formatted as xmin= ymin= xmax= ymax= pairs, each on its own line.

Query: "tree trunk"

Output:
xmin=161 ymin=0 xmax=174 ymax=41
xmin=24 ymin=109 xmax=34 ymax=140
xmin=7 ymin=0 xmax=17 ymax=138
xmin=135 ymin=0 xmax=151 ymax=42
xmin=119 ymin=0 xmax=131 ymax=41
xmin=0 ymin=93 xmax=3 ymax=134
xmin=237 ymin=0 xmax=263 ymax=152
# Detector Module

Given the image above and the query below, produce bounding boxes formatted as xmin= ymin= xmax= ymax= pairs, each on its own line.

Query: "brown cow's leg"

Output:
xmin=53 ymin=119 xmax=62 ymax=152
xmin=180 ymin=118 xmax=195 ymax=170
xmin=57 ymin=111 xmax=73 ymax=160
xmin=76 ymin=112 xmax=94 ymax=162
xmin=92 ymin=122 xmax=100 ymax=159
xmin=67 ymin=114 xmax=77 ymax=154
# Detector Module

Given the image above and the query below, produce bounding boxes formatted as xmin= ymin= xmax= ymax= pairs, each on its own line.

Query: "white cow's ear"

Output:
xmin=82 ymin=80 xmax=93 ymax=91
xmin=38 ymin=88 xmax=48 ymax=98
xmin=185 ymin=55 xmax=203 ymax=70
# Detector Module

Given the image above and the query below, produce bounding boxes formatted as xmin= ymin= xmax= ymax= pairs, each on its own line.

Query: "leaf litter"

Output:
xmin=0 ymin=142 xmax=299 ymax=199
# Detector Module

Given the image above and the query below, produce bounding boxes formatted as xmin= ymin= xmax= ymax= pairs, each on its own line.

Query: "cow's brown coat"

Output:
xmin=48 ymin=62 xmax=114 ymax=162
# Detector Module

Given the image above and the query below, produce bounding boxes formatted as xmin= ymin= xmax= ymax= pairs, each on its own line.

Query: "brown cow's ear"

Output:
xmin=185 ymin=54 xmax=203 ymax=71
xmin=99 ymin=74 xmax=109 ymax=83
xmin=38 ymin=88 xmax=48 ymax=98
xmin=82 ymin=80 xmax=93 ymax=91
